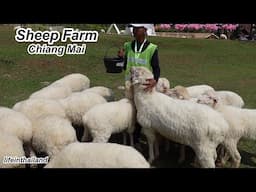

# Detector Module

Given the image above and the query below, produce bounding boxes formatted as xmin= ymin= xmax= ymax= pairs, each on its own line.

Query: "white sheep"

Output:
xmin=32 ymin=115 xmax=77 ymax=158
xmin=52 ymin=73 xmax=90 ymax=92
xmin=59 ymin=92 xmax=107 ymax=126
xmin=13 ymin=98 xmax=66 ymax=125
xmin=0 ymin=133 xmax=25 ymax=168
xmin=158 ymin=85 xmax=192 ymax=163
xmin=81 ymin=86 xmax=115 ymax=101
xmin=29 ymin=83 xmax=72 ymax=99
xmin=156 ymin=77 xmax=170 ymax=93
xmin=165 ymin=85 xmax=191 ymax=100
xmin=130 ymin=66 xmax=235 ymax=168
xmin=186 ymin=84 xmax=214 ymax=98
xmin=196 ymin=93 xmax=251 ymax=167
xmin=0 ymin=107 xmax=34 ymax=158
xmin=0 ymin=107 xmax=32 ymax=144
xmin=81 ymin=98 xmax=136 ymax=145
xmin=45 ymin=142 xmax=150 ymax=168
xmin=204 ymin=90 xmax=244 ymax=108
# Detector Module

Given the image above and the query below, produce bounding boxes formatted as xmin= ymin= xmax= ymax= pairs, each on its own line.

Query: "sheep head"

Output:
xmin=130 ymin=67 xmax=154 ymax=89
xmin=197 ymin=92 xmax=220 ymax=108
xmin=156 ymin=78 xmax=170 ymax=93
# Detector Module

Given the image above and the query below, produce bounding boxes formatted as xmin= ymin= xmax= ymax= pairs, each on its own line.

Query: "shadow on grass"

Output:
xmin=239 ymin=149 xmax=256 ymax=167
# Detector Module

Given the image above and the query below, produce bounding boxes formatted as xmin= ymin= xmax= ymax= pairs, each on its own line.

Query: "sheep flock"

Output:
xmin=0 ymin=68 xmax=253 ymax=168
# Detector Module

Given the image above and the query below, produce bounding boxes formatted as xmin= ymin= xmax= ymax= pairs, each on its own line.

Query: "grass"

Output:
xmin=1 ymin=25 xmax=256 ymax=167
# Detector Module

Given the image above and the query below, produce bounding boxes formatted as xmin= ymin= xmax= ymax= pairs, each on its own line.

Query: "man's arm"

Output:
xmin=117 ymin=48 xmax=127 ymax=71
xmin=151 ymin=49 xmax=160 ymax=82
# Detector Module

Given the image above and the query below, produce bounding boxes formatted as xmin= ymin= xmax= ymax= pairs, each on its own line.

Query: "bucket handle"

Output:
xmin=104 ymin=46 xmax=123 ymax=58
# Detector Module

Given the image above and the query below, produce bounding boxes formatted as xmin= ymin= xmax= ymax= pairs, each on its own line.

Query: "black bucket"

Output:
xmin=103 ymin=47 xmax=124 ymax=73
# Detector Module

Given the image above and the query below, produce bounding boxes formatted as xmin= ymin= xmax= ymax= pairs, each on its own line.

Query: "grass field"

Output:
xmin=1 ymin=25 xmax=256 ymax=167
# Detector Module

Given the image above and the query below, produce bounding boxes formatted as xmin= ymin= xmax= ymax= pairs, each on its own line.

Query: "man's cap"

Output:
xmin=128 ymin=24 xmax=148 ymax=29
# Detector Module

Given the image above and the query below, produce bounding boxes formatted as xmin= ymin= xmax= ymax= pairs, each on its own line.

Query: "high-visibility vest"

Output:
xmin=124 ymin=41 xmax=157 ymax=81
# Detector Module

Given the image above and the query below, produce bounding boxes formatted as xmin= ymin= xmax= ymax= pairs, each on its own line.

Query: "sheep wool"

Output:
xmin=81 ymin=98 xmax=136 ymax=144
xmin=205 ymin=90 xmax=244 ymax=108
xmin=52 ymin=73 xmax=90 ymax=92
xmin=32 ymin=115 xmax=77 ymax=157
xmin=13 ymin=98 xmax=66 ymax=125
xmin=45 ymin=142 xmax=150 ymax=168
xmin=197 ymin=94 xmax=254 ymax=167
xmin=82 ymin=86 xmax=115 ymax=101
xmin=29 ymin=83 xmax=72 ymax=99
xmin=0 ymin=133 xmax=25 ymax=168
xmin=131 ymin=66 xmax=231 ymax=168
xmin=186 ymin=85 xmax=214 ymax=98
xmin=156 ymin=77 xmax=170 ymax=93
xmin=59 ymin=92 xmax=107 ymax=126
xmin=0 ymin=107 xmax=32 ymax=143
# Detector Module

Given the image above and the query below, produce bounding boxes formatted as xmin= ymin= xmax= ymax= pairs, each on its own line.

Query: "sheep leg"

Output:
xmin=218 ymin=145 xmax=230 ymax=166
xmin=164 ymin=139 xmax=170 ymax=153
xmin=194 ymin=144 xmax=216 ymax=168
xmin=223 ymin=140 xmax=241 ymax=168
xmin=148 ymin=141 xmax=155 ymax=164
xmin=142 ymin=128 xmax=156 ymax=164
xmin=81 ymin=127 xmax=88 ymax=142
xmin=129 ymin=133 xmax=134 ymax=147
xmin=92 ymin=132 xmax=111 ymax=143
xmin=23 ymin=142 xmax=32 ymax=158
xmin=154 ymin=139 xmax=160 ymax=159
xmin=178 ymin=145 xmax=186 ymax=164
xmin=123 ymin=132 xmax=127 ymax=145
xmin=23 ymin=142 xmax=33 ymax=168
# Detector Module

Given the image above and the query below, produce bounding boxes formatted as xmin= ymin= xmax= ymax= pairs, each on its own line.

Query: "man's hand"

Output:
xmin=143 ymin=78 xmax=157 ymax=92
xmin=117 ymin=48 xmax=124 ymax=58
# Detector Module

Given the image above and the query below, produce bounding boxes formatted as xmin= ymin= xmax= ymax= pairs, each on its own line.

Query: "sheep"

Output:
xmin=130 ymin=66 xmax=235 ymax=168
xmin=0 ymin=107 xmax=32 ymax=144
xmin=81 ymin=98 xmax=136 ymax=146
xmin=204 ymin=90 xmax=244 ymax=108
xmin=157 ymin=85 xmax=192 ymax=163
xmin=156 ymin=77 xmax=170 ymax=93
xmin=29 ymin=83 xmax=72 ymax=99
xmin=165 ymin=85 xmax=191 ymax=100
xmin=186 ymin=84 xmax=214 ymax=98
xmin=52 ymin=73 xmax=90 ymax=92
xmin=13 ymin=98 xmax=66 ymax=124
xmin=124 ymin=80 xmax=134 ymax=100
xmin=58 ymin=92 xmax=107 ymax=127
xmin=81 ymin=86 xmax=115 ymax=101
xmin=0 ymin=106 xmax=33 ymax=158
xmin=45 ymin=142 xmax=150 ymax=168
xmin=0 ymin=133 xmax=25 ymax=168
xmin=196 ymin=93 xmax=252 ymax=167
xmin=32 ymin=115 xmax=77 ymax=158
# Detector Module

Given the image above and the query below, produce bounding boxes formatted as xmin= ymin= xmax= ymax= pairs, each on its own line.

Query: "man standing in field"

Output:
xmin=118 ymin=24 xmax=160 ymax=92
xmin=118 ymin=24 xmax=161 ymax=146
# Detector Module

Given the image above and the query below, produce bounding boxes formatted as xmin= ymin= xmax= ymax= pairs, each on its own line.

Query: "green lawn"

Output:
xmin=1 ymin=25 xmax=256 ymax=167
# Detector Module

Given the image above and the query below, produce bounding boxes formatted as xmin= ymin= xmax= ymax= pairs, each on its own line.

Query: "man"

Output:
xmin=118 ymin=24 xmax=160 ymax=92
xmin=118 ymin=24 xmax=161 ymax=146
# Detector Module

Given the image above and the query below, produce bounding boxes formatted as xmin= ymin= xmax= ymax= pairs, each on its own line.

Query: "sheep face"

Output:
xmin=165 ymin=89 xmax=180 ymax=99
xmin=156 ymin=78 xmax=170 ymax=93
xmin=197 ymin=94 xmax=219 ymax=108
xmin=130 ymin=67 xmax=154 ymax=89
